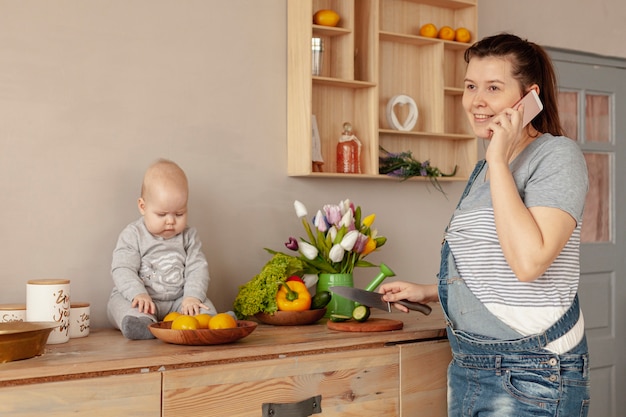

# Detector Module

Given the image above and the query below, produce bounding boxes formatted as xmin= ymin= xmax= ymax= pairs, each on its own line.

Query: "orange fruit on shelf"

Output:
xmin=419 ymin=23 xmax=438 ymax=38
xmin=437 ymin=26 xmax=455 ymax=41
xmin=455 ymin=27 xmax=471 ymax=43
xmin=313 ymin=9 xmax=340 ymax=27
xmin=194 ymin=313 xmax=213 ymax=329
xmin=163 ymin=311 xmax=181 ymax=322
xmin=208 ymin=313 xmax=237 ymax=330
xmin=171 ymin=315 xmax=199 ymax=330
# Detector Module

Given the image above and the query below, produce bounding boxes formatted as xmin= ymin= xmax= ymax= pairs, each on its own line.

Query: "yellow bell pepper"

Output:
xmin=276 ymin=281 xmax=311 ymax=311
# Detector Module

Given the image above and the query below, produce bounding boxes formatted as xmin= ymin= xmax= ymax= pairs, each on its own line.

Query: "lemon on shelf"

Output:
xmin=313 ymin=9 xmax=340 ymax=27
xmin=437 ymin=26 xmax=455 ymax=41
xmin=455 ymin=27 xmax=472 ymax=43
xmin=419 ymin=23 xmax=437 ymax=38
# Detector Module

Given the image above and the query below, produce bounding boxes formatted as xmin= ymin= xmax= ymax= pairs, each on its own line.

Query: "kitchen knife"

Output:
xmin=329 ymin=286 xmax=432 ymax=316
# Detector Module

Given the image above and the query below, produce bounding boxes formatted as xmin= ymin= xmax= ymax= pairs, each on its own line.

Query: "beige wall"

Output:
xmin=478 ymin=0 xmax=626 ymax=59
xmin=0 ymin=1 xmax=623 ymax=328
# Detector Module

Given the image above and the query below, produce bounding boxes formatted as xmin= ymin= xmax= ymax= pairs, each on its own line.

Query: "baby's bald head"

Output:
xmin=141 ymin=159 xmax=188 ymax=203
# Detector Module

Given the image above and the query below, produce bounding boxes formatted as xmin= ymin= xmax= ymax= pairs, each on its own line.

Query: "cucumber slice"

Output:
xmin=352 ymin=305 xmax=371 ymax=322
xmin=329 ymin=314 xmax=351 ymax=322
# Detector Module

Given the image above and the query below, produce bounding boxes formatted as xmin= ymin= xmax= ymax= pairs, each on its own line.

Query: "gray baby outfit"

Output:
xmin=107 ymin=218 xmax=217 ymax=335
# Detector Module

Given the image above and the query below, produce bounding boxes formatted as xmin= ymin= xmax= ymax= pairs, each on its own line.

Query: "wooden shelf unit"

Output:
xmin=288 ymin=0 xmax=478 ymax=180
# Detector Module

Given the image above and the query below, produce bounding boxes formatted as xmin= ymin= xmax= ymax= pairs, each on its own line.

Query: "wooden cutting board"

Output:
xmin=327 ymin=318 xmax=403 ymax=332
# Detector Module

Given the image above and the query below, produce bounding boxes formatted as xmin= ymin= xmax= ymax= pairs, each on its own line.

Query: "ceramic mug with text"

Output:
xmin=70 ymin=302 xmax=90 ymax=338
xmin=26 ymin=279 xmax=70 ymax=344
xmin=0 ymin=304 xmax=26 ymax=323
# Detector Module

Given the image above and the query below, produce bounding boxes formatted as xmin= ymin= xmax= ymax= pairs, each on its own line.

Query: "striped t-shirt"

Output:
xmin=445 ymin=134 xmax=589 ymax=353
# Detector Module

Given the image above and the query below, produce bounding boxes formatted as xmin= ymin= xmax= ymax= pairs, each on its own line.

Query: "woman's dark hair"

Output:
xmin=464 ymin=33 xmax=564 ymax=136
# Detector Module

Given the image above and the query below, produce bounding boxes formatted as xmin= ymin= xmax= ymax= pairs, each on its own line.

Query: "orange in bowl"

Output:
xmin=419 ymin=23 xmax=438 ymax=38
xmin=194 ymin=313 xmax=213 ymax=329
xmin=163 ymin=311 xmax=181 ymax=322
xmin=209 ymin=313 xmax=237 ymax=330
xmin=437 ymin=26 xmax=455 ymax=41
xmin=171 ymin=315 xmax=199 ymax=330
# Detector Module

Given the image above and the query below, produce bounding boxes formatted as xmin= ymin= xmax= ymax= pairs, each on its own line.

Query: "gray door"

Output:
xmin=549 ymin=48 xmax=626 ymax=417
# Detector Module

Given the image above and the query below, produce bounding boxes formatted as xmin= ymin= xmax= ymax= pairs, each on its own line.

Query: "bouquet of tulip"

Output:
xmin=268 ymin=199 xmax=387 ymax=274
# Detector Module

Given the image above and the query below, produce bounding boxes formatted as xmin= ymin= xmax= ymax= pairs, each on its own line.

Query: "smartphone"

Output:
xmin=513 ymin=90 xmax=543 ymax=127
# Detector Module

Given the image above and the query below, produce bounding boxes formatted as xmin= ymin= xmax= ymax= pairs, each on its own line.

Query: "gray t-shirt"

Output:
xmin=110 ymin=218 xmax=210 ymax=303
xmin=444 ymin=134 xmax=588 ymax=353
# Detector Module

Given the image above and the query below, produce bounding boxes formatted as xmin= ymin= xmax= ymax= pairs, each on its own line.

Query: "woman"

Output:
xmin=380 ymin=33 xmax=591 ymax=416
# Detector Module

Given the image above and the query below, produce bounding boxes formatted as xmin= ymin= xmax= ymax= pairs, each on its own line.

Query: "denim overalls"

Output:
xmin=439 ymin=161 xmax=591 ymax=417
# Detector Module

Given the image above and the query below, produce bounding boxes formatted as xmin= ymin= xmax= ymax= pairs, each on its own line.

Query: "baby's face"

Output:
xmin=138 ymin=185 xmax=188 ymax=239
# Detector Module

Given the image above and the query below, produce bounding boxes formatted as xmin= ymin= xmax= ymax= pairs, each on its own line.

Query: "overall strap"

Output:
xmin=458 ymin=159 xmax=486 ymax=208
xmin=444 ymin=159 xmax=486 ymax=235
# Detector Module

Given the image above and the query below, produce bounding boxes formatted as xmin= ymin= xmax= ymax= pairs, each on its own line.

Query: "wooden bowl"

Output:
xmin=148 ymin=320 xmax=257 ymax=345
xmin=0 ymin=322 xmax=58 ymax=363
xmin=254 ymin=308 xmax=326 ymax=326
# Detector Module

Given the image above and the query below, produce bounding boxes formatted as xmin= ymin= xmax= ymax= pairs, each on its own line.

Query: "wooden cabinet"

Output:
xmin=161 ymin=339 xmax=451 ymax=416
xmin=0 ymin=311 xmax=450 ymax=416
xmin=0 ymin=373 xmax=161 ymax=417
xmin=399 ymin=341 xmax=451 ymax=416
xmin=163 ymin=346 xmax=402 ymax=416
xmin=288 ymin=0 xmax=478 ymax=181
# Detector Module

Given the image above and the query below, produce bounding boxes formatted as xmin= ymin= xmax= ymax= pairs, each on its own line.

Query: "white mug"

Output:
xmin=26 ymin=279 xmax=71 ymax=344
xmin=0 ymin=304 xmax=26 ymax=323
xmin=70 ymin=302 xmax=90 ymax=338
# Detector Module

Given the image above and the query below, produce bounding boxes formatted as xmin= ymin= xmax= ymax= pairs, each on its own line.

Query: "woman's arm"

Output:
xmin=489 ymin=160 xmax=575 ymax=282
xmin=486 ymin=107 xmax=576 ymax=282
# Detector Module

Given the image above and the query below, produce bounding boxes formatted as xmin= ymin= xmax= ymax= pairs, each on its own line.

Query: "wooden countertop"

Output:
xmin=0 ymin=307 xmax=446 ymax=387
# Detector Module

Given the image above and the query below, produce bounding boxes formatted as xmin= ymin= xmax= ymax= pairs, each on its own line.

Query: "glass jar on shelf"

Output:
xmin=336 ymin=122 xmax=361 ymax=174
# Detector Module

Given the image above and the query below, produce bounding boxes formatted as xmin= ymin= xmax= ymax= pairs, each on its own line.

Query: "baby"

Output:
xmin=107 ymin=159 xmax=217 ymax=339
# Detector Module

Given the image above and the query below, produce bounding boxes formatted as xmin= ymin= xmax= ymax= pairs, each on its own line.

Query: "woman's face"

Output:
xmin=462 ymin=56 xmax=523 ymax=139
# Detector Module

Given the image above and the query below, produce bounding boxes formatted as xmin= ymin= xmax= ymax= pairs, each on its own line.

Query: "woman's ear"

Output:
xmin=529 ymin=84 xmax=540 ymax=96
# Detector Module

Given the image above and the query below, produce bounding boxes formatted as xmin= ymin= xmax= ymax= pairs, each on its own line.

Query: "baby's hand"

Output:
xmin=181 ymin=297 xmax=209 ymax=316
xmin=132 ymin=293 xmax=156 ymax=314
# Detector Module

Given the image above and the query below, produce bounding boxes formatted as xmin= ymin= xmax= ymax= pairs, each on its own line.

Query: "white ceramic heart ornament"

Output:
xmin=386 ymin=94 xmax=418 ymax=131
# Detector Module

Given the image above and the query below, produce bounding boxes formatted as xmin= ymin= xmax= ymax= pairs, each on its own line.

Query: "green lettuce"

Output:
xmin=233 ymin=253 xmax=305 ymax=319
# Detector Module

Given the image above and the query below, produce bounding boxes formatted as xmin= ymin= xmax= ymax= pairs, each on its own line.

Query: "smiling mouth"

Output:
xmin=473 ymin=114 xmax=494 ymax=122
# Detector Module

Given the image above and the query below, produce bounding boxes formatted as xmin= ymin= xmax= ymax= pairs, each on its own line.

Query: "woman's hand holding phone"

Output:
xmin=514 ymin=90 xmax=543 ymax=128
xmin=486 ymin=90 xmax=543 ymax=164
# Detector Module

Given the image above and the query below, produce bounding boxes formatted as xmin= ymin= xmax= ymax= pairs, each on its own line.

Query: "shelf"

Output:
xmin=443 ymin=39 xmax=472 ymax=51
xmin=291 ymin=171 xmax=468 ymax=182
xmin=379 ymin=129 xmax=474 ymax=141
xmin=445 ymin=87 xmax=464 ymax=96
xmin=287 ymin=0 xmax=478 ymax=179
xmin=313 ymin=24 xmax=351 ymax=37
xmin=379 ymin=31 xmax=472 ymax=50
xmin=379 ymin=31 xmax=439 ymax=46
xmin=402 ymin=0 xmax=476 ymax=9
xmin=313 ymin=76 xmax=376 ymax=89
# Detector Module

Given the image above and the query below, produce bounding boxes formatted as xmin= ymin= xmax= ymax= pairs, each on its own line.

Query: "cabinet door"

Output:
xmin=0 ymin=372 xmax=161 ymax=417
xmin=399 ymin=340 xmax=451 ymax=417
xmin=162 ymin=347 xmax=399 ymax=417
